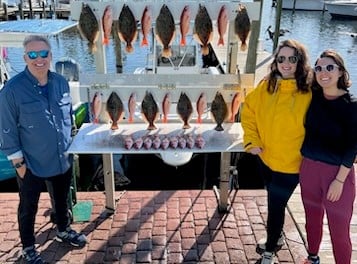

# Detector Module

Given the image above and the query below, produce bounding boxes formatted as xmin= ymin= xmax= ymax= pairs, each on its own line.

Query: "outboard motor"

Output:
xmin=55 ymin=57 xmax=80 ymax=82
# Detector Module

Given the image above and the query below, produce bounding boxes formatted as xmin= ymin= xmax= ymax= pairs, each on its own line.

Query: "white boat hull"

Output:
xmin=325 ymin=1 xmax=357 ymax=19
xmin=282 ymin=0 xmax=326 ymax=10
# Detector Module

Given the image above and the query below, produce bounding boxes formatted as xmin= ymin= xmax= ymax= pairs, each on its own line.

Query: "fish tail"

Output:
xmin=163 ymin=115 xmax=168 ymax=123
xmin=215 ymin=124 xmax=224 ymax=131
xmin=201 ymin=45 xmax=209 ymax=56
xmin=197 ymin=116 xmax=202 ymax=124
xmin=229 ymin=114 xmax=235 ymax=123
xmin=218 ymin=37 xmax=224 ymax=46
xmin=162 ymin=48 xmax=172 ymax=58
xmin=111 ymin=123 xmax=119 ymax=130
xmin=128 ymin=115 xmax=133 ymax=123
xmin=183 ymin=123 xmax=191 ymax=129
xmin=103 ymin=37 xmax=109 ymax=45
xmin=93 ymin=118 xmax=99 ymax=124
xmin=147 ymin=124 xmax=157 ymax=130
xmin=180 ymin=37 xmax=186 ymax=46
xmin=126 ymin=44 xmax=134 ymax=53
xmin=141 ymin=37 xmax=149 ymax=46
xmin=240 ymin=42 xmax=247 ymax=51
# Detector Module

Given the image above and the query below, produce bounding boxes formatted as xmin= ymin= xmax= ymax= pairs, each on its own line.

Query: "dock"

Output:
xmin=0 ymin=3 xmax=70 ymax=20
xmin=0 ymin=171 xmax=356 ymax=264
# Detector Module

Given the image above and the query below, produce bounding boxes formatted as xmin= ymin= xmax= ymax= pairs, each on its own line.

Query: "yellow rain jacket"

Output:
xmin=241 ymin=78 xmax=311 ymax=173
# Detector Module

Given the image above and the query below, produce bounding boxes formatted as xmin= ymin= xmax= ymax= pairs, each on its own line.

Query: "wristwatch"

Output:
xmin=14 ymin=160 xmax=25 ymax=169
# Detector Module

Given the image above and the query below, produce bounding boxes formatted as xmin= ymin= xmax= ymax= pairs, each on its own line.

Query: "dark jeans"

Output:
xmin=16 ymin=168 xmax=72 ymax=249
xmin=258 ymin=158 xmax=299 ymax=252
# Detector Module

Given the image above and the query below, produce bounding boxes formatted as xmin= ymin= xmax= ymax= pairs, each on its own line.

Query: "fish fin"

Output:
xmin=103 ymin=37 xmax=109 ymax=45
xmin=128 ymin=116 xmax=133 ymax=123
xmin=162 ymin=48 xmax=172 ymax=58
xmin=214 ymin=124 xmax=224 ymax=131
xmin=201 ymin=45 xmax=209 ymax=56
xmin=89 ymin=42 xmax=97 ymax=53
xmin=183 ymin=123 xmax=191 ymax=129
xmin=163 ymin=115 xmax=168 ymax=123
xmin=240 ymin=42 xmax=247 ymax=51
xmin=111 ymin=123 xmax=118 ymax=130
xmin=218 ymin=37 xmax=224 ymax=46
xmin=126 ymin=43 xmax=134 ymax=53
xmin=197 ymin=116 xmax=202 ymax=124
xmin=147 ymin=124 xmax=157 ymax=130
xmin=180 ymin=37 xmax=186 ymax=46
xmin=141 ymin=37 xmax=149 ymax=46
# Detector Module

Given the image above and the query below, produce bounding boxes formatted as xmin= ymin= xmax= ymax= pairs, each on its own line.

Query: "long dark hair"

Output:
xmin=267 ymin=39 xmax=312 ymax=94
xmin=312 ymin=49 xmax=352 ymax=91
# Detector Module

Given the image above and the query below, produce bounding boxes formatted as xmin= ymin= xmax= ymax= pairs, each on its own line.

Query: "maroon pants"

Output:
xmin=300 ymin=158 xmax=355 ymax=264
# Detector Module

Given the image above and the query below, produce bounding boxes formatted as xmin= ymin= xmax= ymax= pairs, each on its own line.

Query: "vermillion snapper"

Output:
xmin=141 ymin=91 xmax=159 ymax=130
xmin=91 ymin=91 xmax=102 ymax=124
xmin=140 ymin=6 xmax=152 ymax=47
xmin=229 ymin=92 xmax=241 ymax=122
xmin=180 ymin=5 xmax=191 ymax=46
xmin=156 ymin=4 xmax=176 ymax=58
xmin=194 ymin=4 xmax=213 ymax=56
xmin=162 ymin=93 xmax=171 ymax=123
xmin=102 ymin=5 xmax=113 ymax=45
xmin=128 ymin=92 xmax=136 ymax=123
xmin=196 ymin=92 xmax=207 ymax=124
xmin=211 ymin=92 xmax=228 ymax=131
xmin=78 ymin=3 xmax=99 ymax=53
xmin=217 ymin=5 xmax=228 ymax=46
xmin=106 ymin=91 xmax=124 ymax=130
xmin=234 ymin=4 xmax=251 ymax=51
xmin=177 ymin=92 xmax=193 ymax=129
xmin=118 ymin=4 xmax=138 ymax=53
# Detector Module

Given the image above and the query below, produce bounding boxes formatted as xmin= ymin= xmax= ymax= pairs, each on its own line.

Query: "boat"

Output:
xmin=0 ymin=19 xmax=88 ymax=182
xmin=282 ymin=0 xmax=326 ymax=11
xmin=324 ymin=0 xmax=357 ymax=19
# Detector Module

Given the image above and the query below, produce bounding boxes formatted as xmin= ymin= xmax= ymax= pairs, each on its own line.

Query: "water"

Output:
xmin=5 ymin=1 xmax=357 ymax=97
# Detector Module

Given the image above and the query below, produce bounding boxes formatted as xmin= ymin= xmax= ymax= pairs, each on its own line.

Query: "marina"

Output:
xmin=0 ymin=0 xmax=356 ymax=263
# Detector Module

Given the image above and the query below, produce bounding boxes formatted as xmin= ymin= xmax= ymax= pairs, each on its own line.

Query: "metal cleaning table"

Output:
xmin=67 ymin=122 xmax=244 ymax=212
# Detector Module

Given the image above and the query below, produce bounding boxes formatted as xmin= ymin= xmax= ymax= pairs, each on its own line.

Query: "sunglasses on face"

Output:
xmin=276 ymin=55 xmax=298 ymax=64
xmin=25 ymin=50 xmax=50 ymax=60
xmin=314 ymin=64 xmax=339 ymax=73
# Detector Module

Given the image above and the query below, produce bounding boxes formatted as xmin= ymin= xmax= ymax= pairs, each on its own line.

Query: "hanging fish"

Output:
xmin=234 ymin=4 xmax=251 ymax=51
xmin=91 ymin=91 xmax=102 ymax=124
xmin=141 ymin=6 xmax=152 ymax=47
xmin=102 ymin=5 xmax=113 ymax=45
xmin=118 ymin=4 xmax=138 ymax=53
xmin=128 ymin=92 xmax=136 ymax=123
xmin=162 ymin=93 xmax=171 ymax=123
xmin=156 ymin=4 xmax=176 ymax=58
xmin=177 ymin=92 xmax=193 ymax=129
xmin=193 ymin=4 xmax=213 ymax=56
xmin=211 ymin=92 xmax=228 ymax=131
xmin=196 ymin=92 xmax=207 ymax=124
xmin=78 ymin=3 xmax=99 ymax=53
xmin=180 ymin=5 xmax=191 ymax=46
xmin=106 ymin=91 xmax=124 ymax=130
xmin=141 ymin=91 xmax=159 ymax=130
xmin=230 ymin=92 xmax=242 ymax=123
xmin=217 ymin=5 xmax=228 ymax=46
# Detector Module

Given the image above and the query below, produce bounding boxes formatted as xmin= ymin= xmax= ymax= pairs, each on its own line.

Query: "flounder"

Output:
xmin=118 ymin=4 xmax=138 ymax=53
xmin=141 ymin=91 xmax=159 ymax=130
xmin=156 ymin=4 xmax=176 ymax=58
xmin=211 ymin=92 xmax=228 ymax=131
xmin=106 ymin=91 xmax=124 ymax=130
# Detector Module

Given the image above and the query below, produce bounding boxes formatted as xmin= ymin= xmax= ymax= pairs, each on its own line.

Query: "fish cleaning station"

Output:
xmin=67 ymin=0 xmax=263 ymax=213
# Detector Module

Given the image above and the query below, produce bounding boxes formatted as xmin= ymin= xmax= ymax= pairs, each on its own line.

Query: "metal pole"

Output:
xmin=273 ymin=0 xmax=282 ymax=51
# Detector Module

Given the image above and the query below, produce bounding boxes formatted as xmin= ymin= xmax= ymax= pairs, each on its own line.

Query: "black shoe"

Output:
xmin=22 ymin=246 xmax=44 ymax=264
xmin=256 ymin=233 xmax=285 ymax=254
xmin=55 ymin=228 xmax=87 ymax=247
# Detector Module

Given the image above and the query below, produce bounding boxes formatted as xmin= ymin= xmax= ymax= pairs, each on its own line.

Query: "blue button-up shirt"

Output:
xmin=0 ymin=67 xmax=73 ymax=177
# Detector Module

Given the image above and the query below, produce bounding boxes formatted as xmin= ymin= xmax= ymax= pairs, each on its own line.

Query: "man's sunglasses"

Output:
xmin=314 ymin=64 xmax=339 ymax=73
xmin=26 ymin=50 xmax=50 ymax=60
xmin=276 ymin=55 xmax=298 ymax=64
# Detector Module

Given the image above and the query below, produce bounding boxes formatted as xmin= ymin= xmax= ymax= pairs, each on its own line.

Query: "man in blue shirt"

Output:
xmin=0 ymin=35 xmax=86 ymax=264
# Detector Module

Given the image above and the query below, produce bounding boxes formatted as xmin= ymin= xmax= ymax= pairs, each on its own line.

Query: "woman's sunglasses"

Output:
xmin=276 ymin=55 xmax=298 ymax=64
xmin=26 ymin=50 xmax=50 ymax=60
xmin=314 ymin=64 xmax=339 ymax=73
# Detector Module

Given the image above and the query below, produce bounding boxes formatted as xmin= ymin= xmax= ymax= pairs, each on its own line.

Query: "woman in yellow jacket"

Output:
xmin=241 ymin=39 xmax=312 ymax=264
